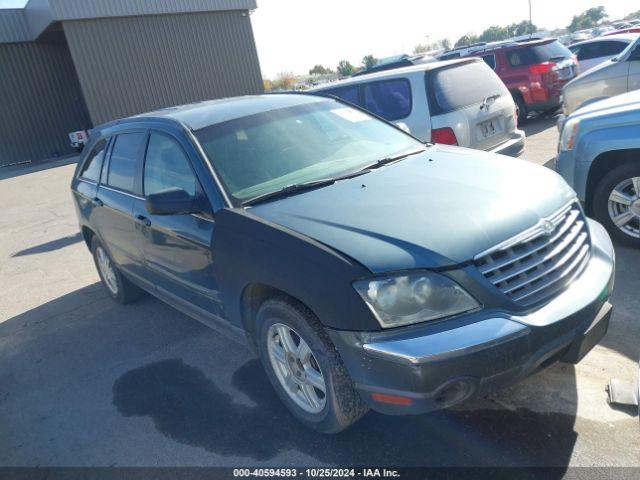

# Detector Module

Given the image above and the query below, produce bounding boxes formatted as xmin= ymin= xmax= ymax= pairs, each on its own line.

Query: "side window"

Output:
xmin=362 ymin=79 xmax=412 ymax=121
xmin=481 ymin=54 xmax=496 ymax=70
xmin=577 ymin=43 xmax=601 ymax=60
xmin=600 ymin=41 xmax=628 ymax=56
xmin=324 ymin=86 xmax=360 ymax=105
xmin=144 ymin=133 xmax=197 ymax=197
xmin=107 ymin=132 xmax=146 ymax=193
xmin=508 ymin=52 xmax=523 ymax=67
xmin=79 ymin=140 xmax=107 ymax=182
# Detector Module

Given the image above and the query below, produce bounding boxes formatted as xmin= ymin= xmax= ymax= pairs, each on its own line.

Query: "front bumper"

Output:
xmin=328 ymin=219 xmax=615 ymax=415
xmin=490 ymin=129 xmax=526 ymax=157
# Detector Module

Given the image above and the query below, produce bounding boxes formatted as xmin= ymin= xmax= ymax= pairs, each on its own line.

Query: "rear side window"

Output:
xmin=598 ymin=41 xmax=628 ymax=56
xmin=361 ymin=79 xmax=412 ymax=121
xmin=428 ymin=61 xmax=508 ymax=115
xmin=508 ymin=41 xmax=573 ymax=66
xmin=144 ymin=134 xmax=197 ymax=197
xmin=79 ymin=140 xmax=107 ymax=182
xmin=107 ymin=132 xmax=146 ymax=192
xmin=323 ymin=85 xmax=360 ymax=105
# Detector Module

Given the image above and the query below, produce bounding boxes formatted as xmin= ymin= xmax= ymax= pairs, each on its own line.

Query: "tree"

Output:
xmin=262 ymin=78 xmax=273 ymax=92
xmin=413 ymin=43 xmax=429 ymax=54
xmin=568 ymin=6 xmax=608 ymax=32
xmin=625 ymin=10 xmax=640 ymax=20
xmin=361 ymin=54 xmax=378 ymax=70
xmin=336 ymin=60 xmax=356 ymax=77
xmin=438 ymin=38 xmax=451 ymax=51
xmin=512 ymin=20 xmax=537 ymax=36
xmin=309 ymin=64 xmax=333 ymax=76
xmin=273 ymin=71 xmax=295 ymax=91
xmin=479 ymin=25 xmax=509 ymax=42
xmin=455 ymin=34 xmax=478 ymax=47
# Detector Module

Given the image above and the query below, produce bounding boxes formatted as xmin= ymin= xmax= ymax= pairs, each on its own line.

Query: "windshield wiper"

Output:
xmin=242 ymin=170 xmax=370 ymax=207
xmin=358 ymin=147 xmax=427 ymax=172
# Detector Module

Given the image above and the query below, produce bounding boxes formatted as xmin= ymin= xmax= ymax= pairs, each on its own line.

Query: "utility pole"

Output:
xmin=528 ymin=0 xmax=532 ymax=25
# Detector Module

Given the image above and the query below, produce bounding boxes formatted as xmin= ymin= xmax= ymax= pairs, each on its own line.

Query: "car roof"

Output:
xmin=570 ymin=33 xmax=639 ymax=46
xmin=99 ymin=94 xmax=328 ymax=132
xmin=310 ymin=57 xmax=478 ymax=90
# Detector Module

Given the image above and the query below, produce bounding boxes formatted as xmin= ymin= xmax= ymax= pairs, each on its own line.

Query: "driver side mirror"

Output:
xmin=146 ymin=188 xmax=197 ymax=216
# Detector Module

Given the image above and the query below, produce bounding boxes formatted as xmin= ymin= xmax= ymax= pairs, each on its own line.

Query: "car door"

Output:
xmin=132 ymin=130 xmax=223 ymax=318
xmin=93 ymin=130 xmax=148 ymax=279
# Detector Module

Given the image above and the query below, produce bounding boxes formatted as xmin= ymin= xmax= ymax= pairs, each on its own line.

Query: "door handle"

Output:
xmin=135 ymin=214 xmax=151 ymax=227
xmin=91 ymin=197 xmax=103 ymax=207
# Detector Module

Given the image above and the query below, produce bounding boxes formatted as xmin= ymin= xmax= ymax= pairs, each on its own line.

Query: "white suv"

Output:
xmin=311 ymin=58 xmax=525 ymax=156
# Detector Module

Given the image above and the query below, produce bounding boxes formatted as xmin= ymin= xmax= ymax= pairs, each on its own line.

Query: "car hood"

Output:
xmin=573 ymin=89 xmax=640 ymax=117
xmin=248 ymin=147 xmax=576 ymax=273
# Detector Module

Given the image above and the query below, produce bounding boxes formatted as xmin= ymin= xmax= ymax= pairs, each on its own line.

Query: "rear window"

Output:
xmin=507 ymin=41 xmax=573 ymax=67
xmin=427 ymin=60 xmax=508 ymax=114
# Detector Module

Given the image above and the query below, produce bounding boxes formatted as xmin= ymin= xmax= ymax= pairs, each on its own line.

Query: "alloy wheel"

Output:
xmin=608 ymin=177 xmax=640 ymax=239
xmin=267 ymin=323 xmax=327 ymax=414
xmin=96 ymin=246 xmax=119 ymax=295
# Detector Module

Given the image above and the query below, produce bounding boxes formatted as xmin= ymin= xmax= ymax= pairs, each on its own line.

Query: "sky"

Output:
xmin=1 ymin=0 xmax=633 ymax=78
xmin=250 ymin=0 xmax=632 ymax=78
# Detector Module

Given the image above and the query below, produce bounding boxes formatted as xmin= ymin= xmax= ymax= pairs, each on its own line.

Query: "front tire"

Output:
xmin=592 ymin=161 xmax=640 ymax=248
xmin=91 ymin=237 xmax=145 ymax=304
xmin=256 ymin=297 xmax=368 ymax=434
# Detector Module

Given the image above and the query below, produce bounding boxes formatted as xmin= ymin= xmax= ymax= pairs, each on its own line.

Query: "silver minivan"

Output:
xmin=311 ymin=58 xmax=525 ymax=156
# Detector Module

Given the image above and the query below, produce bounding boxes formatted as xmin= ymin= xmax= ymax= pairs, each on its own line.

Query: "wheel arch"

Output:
xmin=240 ymin=282 xmax=320 ymax=351
xmin=585 ymin=148 xmax=640 ymax=215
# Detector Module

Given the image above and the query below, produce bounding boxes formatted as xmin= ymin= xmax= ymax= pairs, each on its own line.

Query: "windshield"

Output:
xmin=194 ymin=99 xmax=422 ymax=204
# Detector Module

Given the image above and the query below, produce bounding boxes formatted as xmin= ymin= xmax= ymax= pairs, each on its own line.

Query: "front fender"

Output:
xmin=212 ymin=208 xmax=379 ymax=332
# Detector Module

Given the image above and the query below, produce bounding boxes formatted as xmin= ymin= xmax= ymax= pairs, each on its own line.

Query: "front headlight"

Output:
xmin=353 ymin=272 xmax=480 ymax=329
xmin=559 ymin=117 xmax=580 ymax=151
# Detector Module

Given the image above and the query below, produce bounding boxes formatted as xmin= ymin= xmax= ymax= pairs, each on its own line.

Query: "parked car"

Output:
xmin=560 ymin=36 xmax=640 ymax=117
xmin=568 ymin=34 xmax=638 ymax=72
xmin=557 ymin=90 xmax=640 ymax=247
xmin=71 ymin=94 xmax=614 ymax=433
xmin=604 ymin=27 xmax=640 ymax=36
xmin=571 ymin=30 xmax=593 ymax=43
xmin=311 ymin=58 xmax=525 ymax=156
xmin=439 ymin=38 xmax=579 ymax=124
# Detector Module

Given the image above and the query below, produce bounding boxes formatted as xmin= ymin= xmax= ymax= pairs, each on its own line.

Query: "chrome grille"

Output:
xmin=475 ymin=203 xmax=591 ymax=307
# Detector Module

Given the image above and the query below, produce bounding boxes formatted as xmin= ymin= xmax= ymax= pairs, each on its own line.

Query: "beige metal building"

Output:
xmin=0 ymin=0 xmax=263 ymax=166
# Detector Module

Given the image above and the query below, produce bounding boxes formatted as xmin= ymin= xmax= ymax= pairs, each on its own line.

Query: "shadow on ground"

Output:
xmin=11 ymin=233 xmax=82 ymax=257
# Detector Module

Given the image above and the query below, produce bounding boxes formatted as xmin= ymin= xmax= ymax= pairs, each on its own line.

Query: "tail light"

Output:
xmin=529 ymin=61 xmax=556 ymax=75
xmin=431 ymin=127 xmax=458 ymax=145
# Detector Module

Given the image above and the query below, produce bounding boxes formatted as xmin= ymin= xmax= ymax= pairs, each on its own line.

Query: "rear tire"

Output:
xmin=592 ymin=161 xmax=640 ymax=248
xmin=513 ymin=93 xmax=528 ymax=125
xmin=256 ymin=297 xmax=368 ymax=434
xmin=91 ymin=237 xmax=145 ymax=304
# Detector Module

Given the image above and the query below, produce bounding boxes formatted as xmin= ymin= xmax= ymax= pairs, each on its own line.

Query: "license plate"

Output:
xmin=479 ymin=119 xmax=498 ymax=138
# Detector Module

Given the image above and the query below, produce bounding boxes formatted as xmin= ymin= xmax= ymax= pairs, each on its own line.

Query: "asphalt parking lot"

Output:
xmin=0 ymin=114 xmax=638 ymax=469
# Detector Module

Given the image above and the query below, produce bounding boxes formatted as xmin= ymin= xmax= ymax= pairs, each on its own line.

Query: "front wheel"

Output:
xmin=256 ymin=298 xmax=368 ymax=433
xmin=592 ymin=162 xmax=640 ymax=248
